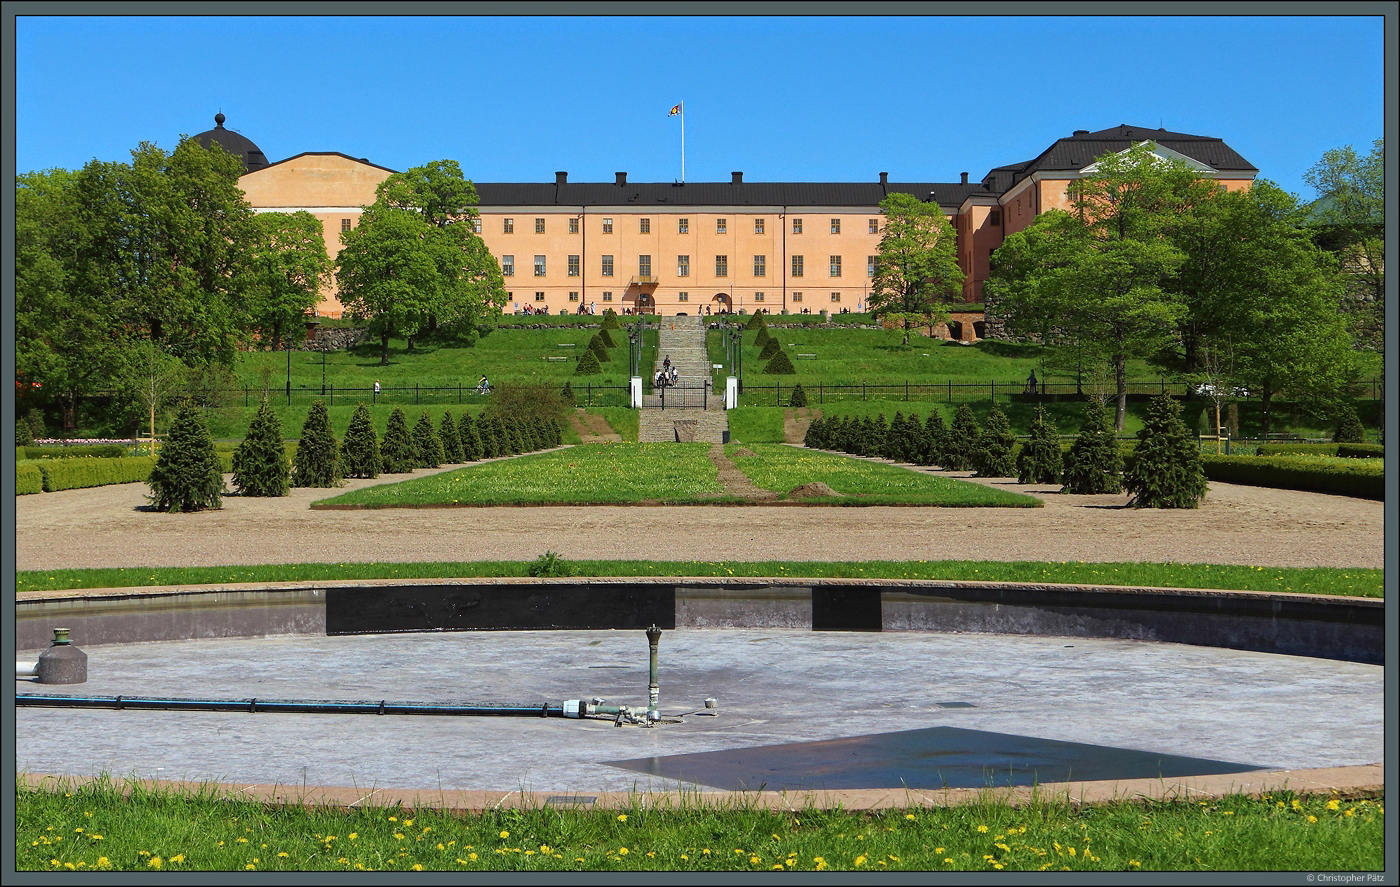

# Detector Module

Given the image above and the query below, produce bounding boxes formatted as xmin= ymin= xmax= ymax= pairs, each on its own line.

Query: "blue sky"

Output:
xmin=13 ymin=12 xmax=1387 ymax=201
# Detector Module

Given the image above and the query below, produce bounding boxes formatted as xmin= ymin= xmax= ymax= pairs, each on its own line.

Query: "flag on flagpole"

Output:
xmin=668 ymin=103 xmax=681 ymax=116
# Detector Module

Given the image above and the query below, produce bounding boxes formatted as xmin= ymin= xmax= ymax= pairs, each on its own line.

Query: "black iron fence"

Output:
xmin=229 ymin=383 xmax=632 ymax=408
xmin=740 ymin=378 xmax=1383 ymax=407
xmin=645 ymin=383 xmax=710 ymax=410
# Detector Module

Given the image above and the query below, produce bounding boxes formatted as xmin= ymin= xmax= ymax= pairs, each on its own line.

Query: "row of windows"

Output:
xmin=495 ymin=217 xmax=882 ymax=235
xmin=501 ymin=254 xmax=876 ymax=278
xmin=509 ymin=290 xmax=846 ymax=304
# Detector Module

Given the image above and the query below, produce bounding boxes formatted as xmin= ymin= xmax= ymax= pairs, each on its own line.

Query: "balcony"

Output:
xmin=630 ymin=275 xmax=658 ymax=287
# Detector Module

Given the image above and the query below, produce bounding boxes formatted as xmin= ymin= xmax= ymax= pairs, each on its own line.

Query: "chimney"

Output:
xmin=615 ymin=171 xmax=627 ymax=185
xmin=731 ymin=171 xmax=743 ymax=184
xmin=960 ymin=172 xmax=968 ymax=185
xmin=879 ymin=172 xmax=888 ymax=184
xmin=1073 ymin=129 xmax=1089 ymax=137
xmin=555 ymin=171 xmax=567 ymax=185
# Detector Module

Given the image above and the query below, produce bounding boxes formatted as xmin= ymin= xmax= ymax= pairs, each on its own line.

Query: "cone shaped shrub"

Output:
xmin=1016 ymin=407 xmax=1062 ymax=484
xmin=440 ymin=410 xmax=464 ymax=463
xmin=476 ymin=417 xmax=500 ymax=459
xmin=504 ymin=418 xmax=525 ymax=454
xmin=291 ymin=400 xmax=342 ymax=487
xmin=341 ymin=403 xmax=381 ymax=479
xmin=601 ymin=311 xmax=622 ymax=330
xmin=972 ymin=404 xmax=1016 ymax=477
xmin=596 ymin=327 xmax=617 ymax=349
xmin=381 ymin=407 xmax=416 ymax=473
xmin=412 ymin=411 xmax=444 ymax=468
xmin=458 ymin=412 xmax=482 ymax=461
xmin=943 ymin=403 xmax=979 ymax=471
xmin=789 ymin=383 xmax=808 ymax=408
xmin=575 ymin=347 xmax=603 ymax=375
xmin=763 ymin=349 xmax=796 ymax=374
xmin=919 ymin=411 xmax=948 ymax=466
xmin=754 ymin=326 xmax=772 ymax=348
xmin=758 ymin=337 xmax=782 ymax=360
xmin=803 ymin=415 xmax=825 ymax=448
xmin=232 ymin=397 xmax=290 ymax=497
xmin=588 ymin=335 xmax=611 ymax=362
xmin=1333 ymin=404 xmax=1365 ymax=443
xmin=561 ymin=381 xmax=576 ymax=406
xmin=745 ymin=311 xmax=767 ymax=331
xmin=1123 ymin=395 xmax=1206 ymax=508
xmin=1061 ymin=399 xmax=1123 ymax=494
xmin=147 ymin=404 xmax=224 ymax=513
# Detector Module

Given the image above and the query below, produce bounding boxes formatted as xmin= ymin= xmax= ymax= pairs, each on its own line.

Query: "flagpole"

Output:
xmin=680 ymin=101 xmax=685 ymax=183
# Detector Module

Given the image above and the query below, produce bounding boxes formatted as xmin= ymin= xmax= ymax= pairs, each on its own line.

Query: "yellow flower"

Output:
xmin=148 ymin=856 xmax=163 ymax=869
xmin=617 ymin=814 xmax=628 ymax=822
xmin=935 ymin=847 xmax=944 ymax=853
xmin=976 ymin=824 xmax=989 ymax=833
xmin=169 ymin=854 xmax=185 ymax=864
xmin=1129 ymin=860 xmax=1141 ymax=868
xmin=499 ymin=830 xmax=510 ymax=839
xmin=750 ymin=856 xmax=761 ymax=865
xmin=944 ymin=858 xmax=954 ymax=865
xmin=1308 ymin=815 xmax=1318 ymax=823
xmin=404 ymin=819 xmax=414 ymax=827
xmin=468 ymin=852 xmax=478 ymax=861
xmin=772 ymin=864 xmax=785 ymax=870
xmin=411 ymin=864 xmax=423 ymax=871
xmin=278 ymin=852 xmax=290 ymax=858
xmin=905 ymin=813 xmax=916 ymax=820
xmin=245 ymin=864 xmax=256 ymax=870
xmin=1326 ymin=799 xmax=1340 ymax=811
xmin=680 ymin=854 xmax=689 ymax=861
xmin=855 ymin=855 xmax=867 ymax=867
xmin=1345 ymin=809 xmax=1355 ymax=817
xmin=618 ymin=847 xmax=629 ymax=855
xmin=1068 ymin=846 xmax=1076 ymax=857
xmin=389 ymin=816 xmax=397 ymax=822
xmin=349 ymin=833 xmax=358 ymax=840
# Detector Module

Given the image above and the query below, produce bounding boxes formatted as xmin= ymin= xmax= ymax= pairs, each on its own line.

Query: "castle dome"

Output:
xmin=191 ymin=112 xmax=268 ymax=173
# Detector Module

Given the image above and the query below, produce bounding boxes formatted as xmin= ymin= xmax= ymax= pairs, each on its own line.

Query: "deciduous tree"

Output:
xmin=870 ymin=192 xmax=962 ymax=344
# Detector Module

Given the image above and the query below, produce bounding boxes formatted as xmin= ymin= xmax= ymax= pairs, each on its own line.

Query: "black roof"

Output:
xmin=473 ymin=180 xmax=985 ymax=211
xmin=191 ymin=113 xmax=268 ymax=173
xmin=986 ymin=124 xmax=1257 ymax=190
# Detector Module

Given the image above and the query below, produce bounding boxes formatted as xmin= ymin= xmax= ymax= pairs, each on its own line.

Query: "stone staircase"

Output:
xmin=638 ymin=315 xmax=729 ymax=443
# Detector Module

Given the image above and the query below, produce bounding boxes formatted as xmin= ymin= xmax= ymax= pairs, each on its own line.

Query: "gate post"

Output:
xmin=629 ymin=377 xmax=642 ymax=408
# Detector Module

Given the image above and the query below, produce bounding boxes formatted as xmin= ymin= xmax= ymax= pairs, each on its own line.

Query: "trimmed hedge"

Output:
xmin=16 ymin=462 xmax=44 ymax=495
xmin=40 ymin=456 xmax=157 ymax=492
xmin=1256 ymin=442 xmax=1383 ymax=459
xmin=1338 ymin=443 xmax=1385 ymax=459
xmin=1201 ymin=455 xmax=1383 ymax=500
xmin=22 ymin=444 xmax=130 ymax=460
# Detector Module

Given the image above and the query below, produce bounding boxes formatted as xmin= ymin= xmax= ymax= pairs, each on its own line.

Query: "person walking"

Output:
xmin=373 ymin=380 xmax=380 ymax=402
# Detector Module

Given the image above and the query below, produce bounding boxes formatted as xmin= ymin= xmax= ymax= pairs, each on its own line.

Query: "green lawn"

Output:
xmin=14 ymin=561 xmax=1381 ymax=598
xmin=16 ymin=779 xmax=1384 ymax=872
xmin=726 ymin=443 xmax=1040 ymax=506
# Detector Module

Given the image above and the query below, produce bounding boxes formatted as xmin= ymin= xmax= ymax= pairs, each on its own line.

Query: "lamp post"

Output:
xmin=320 ymin=346 xmax=327 ymax=396
xmin=285 ymin=341 xmax=292 ymax=403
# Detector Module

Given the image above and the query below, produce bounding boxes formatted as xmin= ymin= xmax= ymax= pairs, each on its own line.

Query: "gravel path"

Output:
xmin=15 ymin=453 xmax=1382 ymax=572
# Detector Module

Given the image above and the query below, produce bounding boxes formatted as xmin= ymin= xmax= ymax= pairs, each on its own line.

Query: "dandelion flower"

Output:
xmin=148 ymin=856 xmax=163 ymax=869
xmin=855 ymin=855 xmax=867 ymax=867
xmin=499 ymin=831 xmax=510 ymax=839
xmin=1326 ymin=800 xmax=1340 ymax=811
xmin=617 ymin=814 xmax=627 ymax=822
xmin=977 ymin=824 xmax=989 ymax=833
xmin=619 ymin=847 xmax=629 ymax=856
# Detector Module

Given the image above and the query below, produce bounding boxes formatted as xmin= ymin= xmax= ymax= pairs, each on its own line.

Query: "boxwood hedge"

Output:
xmin=21 ymin=444 xmax=130 ymax=460
xmin=1201 ymin=454 xmax=1383 ymax=500
xmin=16 ymin=462 xmax=43 ymax=495
xmin=38 ymin=456 xmax=157 ymax=492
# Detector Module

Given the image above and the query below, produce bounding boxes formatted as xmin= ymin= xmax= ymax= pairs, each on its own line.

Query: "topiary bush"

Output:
xmin=291 ymin=400 xmax=342 ymax=488
xmin=1123 ymin=394 xmax=1206 ymax=508
xmin=381 ymin=407 xmax=416 ymax=473
xmin=1061 ymin=399 xmax=1123 ymax=494
xmin=763 ymin=349 xmax=796 ymax=374
xmin=574 ymin=348 xmax=603 ymax=375
xmin=744 ymin=311 xmax=767 ymax=331
xmin=601 ymin=311 xmax=622 ymax=330
xmin=231 ymin=397 xmax=290 ymax=497
xmin=1017 ymin=406 xmax=1063 ymax=484
xmin=39 ymin=456 xmax=156 ymax=492
xmin=789 ymin=383 xmax=807 ymax=408
xmin=588 ymin=334 xmax=611 ymax=362
xmin=412 ymin=411 xmax=445 ymax=468
xmin=440 ymin=411 xmax=464 ymax=463
xmin=1333 ymin=404 xmax=1365 ymax=443
xmin=16 ymin=461 xmax=43 ymax=494
xmin=458 ymin=411 xmax=482 ymax=461
xmin=919 ymin=410 xmax=948 ymax=467
xmin=942 ymin=403 xmax=979 ymax=471
xmin=595 ymin=327 xmax=617 ymax=349
xmin=561 ymin=381 xmax=576 ymax=406
xmin=147 ymin=404 xmax=223 ymax=513
xmin=972 ymin=404 xmax=1016 ymax=477
xmin=341 ymin=403 xmax=381 ymax=479
xmin=758 ymin=337 xmax=782 ymax=360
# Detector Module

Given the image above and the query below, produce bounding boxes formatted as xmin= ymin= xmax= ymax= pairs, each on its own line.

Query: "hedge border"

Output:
xmin=1201 ymin=454 xmax=1383 ymax=500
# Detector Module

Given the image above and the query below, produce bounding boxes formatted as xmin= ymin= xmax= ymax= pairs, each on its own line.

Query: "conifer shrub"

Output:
xmin=575 ymin=348 xmax=603 ymax=375
xmin=883 ymin=412 xmax=906 ymax=460
xmin=763 ymin=349 xmax=796 ymax=374
xmin=1016 ymin=406 xmax=1062 ymax=484
xmin=458 ymin=412 xmax=482 ymax=461
xmin=1061 ymin=399 xmax=1123 ymax=494
xmin=231 ymin=397 xmax=290 ymax=497
xmin=758 ymin=337 xmax=782 ymax=360
xmin=802 ymin=415 xmax=825 ymax=448
xmin=920 ymin=410 xmax=948 ymax=467
xmin=942 ymin=403 xmax=980 ymax=471
xmin=972 ymin=404 xmax=1016 ymax=477
xmin=588 ymin=335 xmax=611 ymax=361
xmin=341 ymin=403 xmax=381 ymax=479
xmin=561 ymin=381 xmax=576 ymax=406
xmin=440 ymin=411 xmax=464 ymax=463
xmin=381 ymin=407 xmax=416 ymax=473
xmin=503 ymin=419 xmax=525 ymax=454
xmin=789 ymin=383 xmax=808 ymax=408
xmin=477 ymin=417 xmax=501 ymax=459
xmin=291 ymin=400 xmax=342 ymax=487
xmin=744 ymin=311 xmax=767 ymax=331
xmin=601 ymin=311 xmax=622 ymax=330
xmin=1333 ymin=404 xmax=1365 ymax=443
xmin=754 ymin=326 xmax=772 ymax=348
xmin=1123 ymin=394 xmax=1206 ymax=508
xmin=412 ymin=411 xmax=444 ymax=468
xmin=596 ymin=327 xmax=617 ymax=349
xmin=147 ymin=404 xmax=224 ymax=513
